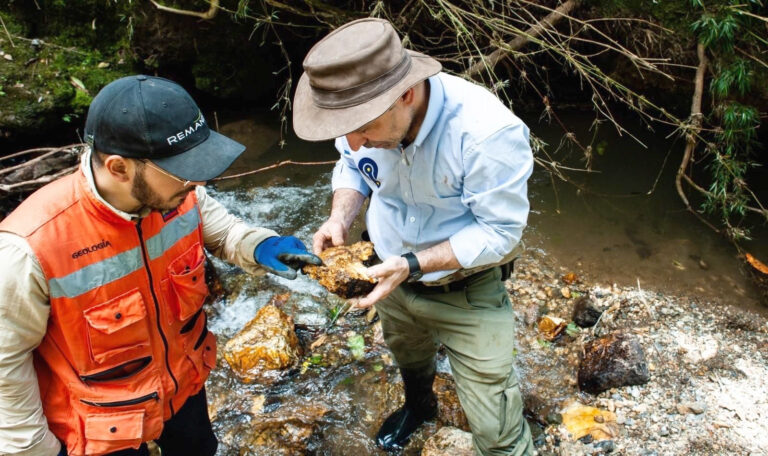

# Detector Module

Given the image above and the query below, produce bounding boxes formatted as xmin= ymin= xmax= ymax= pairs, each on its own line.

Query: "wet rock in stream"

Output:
xmin=434 ymin=373 xmax=470 ymax=431
xmin=421 ymin=426 xmax=474 ymax=456
xmin=225 ymin=399 xmax=329 ymax=455
xmin=223 ymin=294 xmax=301 ymax=384
xmin=578 ymin=332 xmax=650 ymax=394
xmin=572 ymin=295 xmax=604 ymax=328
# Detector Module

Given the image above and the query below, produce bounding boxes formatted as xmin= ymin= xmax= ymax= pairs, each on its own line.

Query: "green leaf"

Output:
xmin=536 ymin=338 xmax=552 ymax=349
xmin=309 ymin=354 xmax=323 ymax=365
xmin=372 ymin=364 xmax=383 ymax=372
xmin=566 ymin=322 xmax=581 ymax=337
xmin=347 ymin=333 xmax=366 ymax=360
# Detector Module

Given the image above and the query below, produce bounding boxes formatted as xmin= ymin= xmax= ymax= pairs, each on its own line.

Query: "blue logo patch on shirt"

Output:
xmin=358 ymin=158 xmax=381 ymax=187
xmin=343 ymin=149 xmax=351 ymax=156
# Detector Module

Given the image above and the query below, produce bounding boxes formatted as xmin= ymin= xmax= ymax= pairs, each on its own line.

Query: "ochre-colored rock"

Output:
xmin=434 ymin=373 xmax=470 ymax=431
xmin=561 ymin=400 xmax=619 ymax=441
xmin=303 ymin=241 xmax=377 ymax=298
xmin=223 ymin=294 xmax=301 ymax=384
xmin=538 ymin=315 xmax=567 ymax=341
xmin=421 ymin=426 xmax=474 ymax=456
xmin=243 ymin=402 xmax=329 ymax=455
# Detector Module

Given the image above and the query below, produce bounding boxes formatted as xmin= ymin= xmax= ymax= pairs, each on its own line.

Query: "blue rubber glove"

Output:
xmin=254 ymin=236 xmax=322 ymax=279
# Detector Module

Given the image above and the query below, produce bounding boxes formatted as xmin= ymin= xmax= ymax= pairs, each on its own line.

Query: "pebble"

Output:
xmin=676 ymin=401 xmax=707 ymax=415
xmin=659 ymin=426 xmax=669 ymax=437
xmin=593 ymin=439 xmax=615 ymax=453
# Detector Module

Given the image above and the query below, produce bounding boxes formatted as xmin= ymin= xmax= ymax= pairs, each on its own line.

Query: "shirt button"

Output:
xmin=404 ymin=191 xmax=409 ymax=197
xmin=409 ymin=216 xmax=416 ymax=223
xmin=402 ymin=159 xmax=406 ymax=164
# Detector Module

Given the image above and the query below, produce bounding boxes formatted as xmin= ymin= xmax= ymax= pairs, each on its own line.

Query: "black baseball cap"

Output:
xmin=84 ymin=75 xmax=245 ymax=182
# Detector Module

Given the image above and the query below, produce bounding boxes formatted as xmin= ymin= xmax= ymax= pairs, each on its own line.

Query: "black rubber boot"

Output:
xmin=375 ymin=366 xmax=438 ymax=451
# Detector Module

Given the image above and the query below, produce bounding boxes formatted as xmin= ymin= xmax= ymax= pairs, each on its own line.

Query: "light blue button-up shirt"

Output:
xmin=331 ymin=72 xmax=533 ymax=281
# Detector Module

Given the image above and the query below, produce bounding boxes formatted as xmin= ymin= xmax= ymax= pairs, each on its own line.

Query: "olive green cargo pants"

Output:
xmin=375 ymin=267 xmax=534 ymax=456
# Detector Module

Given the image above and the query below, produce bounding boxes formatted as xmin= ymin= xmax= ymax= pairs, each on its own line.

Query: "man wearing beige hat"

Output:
xmin=293 ymin=18 xmax=534 ymax=455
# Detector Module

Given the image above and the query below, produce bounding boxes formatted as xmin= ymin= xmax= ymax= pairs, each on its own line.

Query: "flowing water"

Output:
xmin=201 ymin=109 xmax=767 ymax=455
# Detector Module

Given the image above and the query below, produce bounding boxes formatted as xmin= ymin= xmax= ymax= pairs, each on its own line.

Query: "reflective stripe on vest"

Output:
xmin=48 ymin=209 xmax=201 ymax=298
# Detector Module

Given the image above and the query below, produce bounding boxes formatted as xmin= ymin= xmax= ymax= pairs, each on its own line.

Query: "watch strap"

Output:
xmin=401 ymin=252 xmax=422 ymax=279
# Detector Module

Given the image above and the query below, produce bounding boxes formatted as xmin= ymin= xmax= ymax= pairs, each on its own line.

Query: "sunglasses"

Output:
xmin=141 ymin=160 xmax=192 ymax=187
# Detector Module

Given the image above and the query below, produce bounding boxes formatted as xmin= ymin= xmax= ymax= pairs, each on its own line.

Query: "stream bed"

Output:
xmin=198 ymin=109 xmax=767 ymax=455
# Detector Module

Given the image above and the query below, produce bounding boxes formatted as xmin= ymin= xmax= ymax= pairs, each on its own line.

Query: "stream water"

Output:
xmin=200 ymin=108 xmax=766 ymax=455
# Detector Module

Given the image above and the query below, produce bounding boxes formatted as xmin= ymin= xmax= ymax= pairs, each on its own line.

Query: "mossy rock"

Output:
xmin=0 ymin=3 xmax=136 ymax=136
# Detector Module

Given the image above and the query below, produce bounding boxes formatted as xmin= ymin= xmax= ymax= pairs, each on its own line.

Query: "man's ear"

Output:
xmin=103 ymin=155 xmax=133 ymax=183
xmin=400 ymin=87 xmax=416 ymax=106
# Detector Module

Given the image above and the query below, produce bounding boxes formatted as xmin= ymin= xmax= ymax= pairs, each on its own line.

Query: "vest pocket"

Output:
xmin=185 ymin=329 xmax=218 ymax=392
xmin=166 ymin=243 xmax=209 ymax=321
xmin=80 ymin=390 xmax=162 ymax=455
xmin=83 ymin=289 xmax=151 ymax=364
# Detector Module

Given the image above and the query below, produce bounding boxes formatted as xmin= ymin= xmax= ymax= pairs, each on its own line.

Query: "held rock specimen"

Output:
xmin=578 ymin=331 xmax=650 ymax=394
xmin=303 ymin=241 xmax=377 ymax=298
xmin=223 ymin=294 xmax=301 ymax=384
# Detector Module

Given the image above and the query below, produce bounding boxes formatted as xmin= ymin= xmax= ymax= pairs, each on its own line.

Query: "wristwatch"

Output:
xmin=401 ymin=252 xmax=423 ymax=282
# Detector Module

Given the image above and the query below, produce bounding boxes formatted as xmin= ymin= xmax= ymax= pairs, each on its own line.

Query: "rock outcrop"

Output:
xmin=223 ymin=294 xmax=301 ymax=384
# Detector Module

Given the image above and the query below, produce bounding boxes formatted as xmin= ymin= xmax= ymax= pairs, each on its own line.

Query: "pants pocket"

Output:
xmin=465 ymin=269 xmax=506 ymax=310
xmin=497 ymin=377 xmax=525 ymax=444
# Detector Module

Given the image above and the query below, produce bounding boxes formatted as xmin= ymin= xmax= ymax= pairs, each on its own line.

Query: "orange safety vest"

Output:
xmin=0 ymin=168 xmax=217 ymax=455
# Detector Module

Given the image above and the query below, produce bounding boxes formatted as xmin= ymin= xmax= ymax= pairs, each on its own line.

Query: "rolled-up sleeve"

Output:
xmin=330 ymin=140 xmax=371 ymax=196
xmin=197 ymin=186 xmax=278 ymax=276
xmin=0 ymin=233 xmax=62 ymax=456
xmin=449 ymin=122 xmax=533 ymax=268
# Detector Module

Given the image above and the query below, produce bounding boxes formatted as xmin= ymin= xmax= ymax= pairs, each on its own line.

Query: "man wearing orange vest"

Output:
xmin=0 ymin=75 xmax=321 ymax=456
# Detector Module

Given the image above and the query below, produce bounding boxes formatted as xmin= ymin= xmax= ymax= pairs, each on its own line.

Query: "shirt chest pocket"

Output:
xmin=83 ymin=289 xmax=152 ymax=365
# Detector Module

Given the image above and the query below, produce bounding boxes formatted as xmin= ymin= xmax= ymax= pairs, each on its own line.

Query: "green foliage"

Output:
xmin=710 ymin=59 xmax=752 ymax=97
xmin=0 ymin=4 xmax=135 ymax=133
xmin=689 ymin=0 xmax=764 ymax=239
xmin=347 ymin=333 xmax=366 ymax=360
xmin=565 ymin=322 xmax=581 ymax=337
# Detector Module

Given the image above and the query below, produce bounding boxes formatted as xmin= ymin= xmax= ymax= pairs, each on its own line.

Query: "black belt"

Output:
xmin=403 ymin=271 xmax=483 ymax=294
xmin=404 ymin=260 xmax=515 ymax=295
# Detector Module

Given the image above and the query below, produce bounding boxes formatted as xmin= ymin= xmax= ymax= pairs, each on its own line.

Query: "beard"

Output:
xmin=131 ymin=165 xmax=193 ymax=212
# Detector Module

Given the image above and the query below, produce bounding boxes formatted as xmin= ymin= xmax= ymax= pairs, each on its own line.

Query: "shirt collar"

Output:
xmin=412 ymin=74 xmax=444 ymax=148
xmin=82 ymin=149 xmax=149 ymax=221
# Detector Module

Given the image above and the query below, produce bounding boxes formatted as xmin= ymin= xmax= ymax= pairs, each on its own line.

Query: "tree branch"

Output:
xmin=150 ymin=0 xmax=219 ymax=20
xmin=675 ymin=43 xmax=719 ymax=232
xmin=464 ymin=0 xmax=580 ymax=78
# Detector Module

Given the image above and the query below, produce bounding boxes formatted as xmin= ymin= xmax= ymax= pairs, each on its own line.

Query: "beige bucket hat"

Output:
xmin=292 ymin=18 xmax=442 ymax=142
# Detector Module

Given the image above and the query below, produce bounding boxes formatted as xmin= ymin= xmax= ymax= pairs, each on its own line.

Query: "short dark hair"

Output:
xmin=91 ymin=149 xmax=108 ymax=169
xmin=91 ymin=150 xmax=143 ymax=172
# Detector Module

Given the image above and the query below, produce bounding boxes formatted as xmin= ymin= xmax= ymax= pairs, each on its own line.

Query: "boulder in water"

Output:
xmin=223 ymin=293 xmax=301 ymax=384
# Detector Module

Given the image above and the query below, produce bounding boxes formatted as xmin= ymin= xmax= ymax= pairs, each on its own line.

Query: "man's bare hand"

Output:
xmin=312 ymin=218 xmax=348 ymax=255
xmin=355 ymin=256 xmax=409 ymax=308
